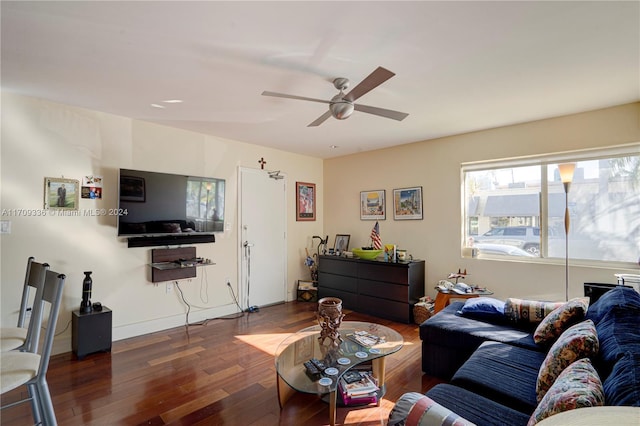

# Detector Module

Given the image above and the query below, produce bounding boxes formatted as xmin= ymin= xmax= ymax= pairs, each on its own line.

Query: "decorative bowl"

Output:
xmin=351 ymin=248 xmax=383 ymax=260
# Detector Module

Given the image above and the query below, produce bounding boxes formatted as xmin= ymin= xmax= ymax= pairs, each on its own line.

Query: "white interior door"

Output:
xmin=239 ymin=168 xmax=286 ymax=309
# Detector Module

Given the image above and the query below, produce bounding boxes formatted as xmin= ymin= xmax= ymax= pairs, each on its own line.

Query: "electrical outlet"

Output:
xmin=225 ymin=277 xmax=231 ymax=286
xmin=0 ymin=220 xmax=11 ymax=234
xmin=166 ymin=282 xmax=173 ymax=293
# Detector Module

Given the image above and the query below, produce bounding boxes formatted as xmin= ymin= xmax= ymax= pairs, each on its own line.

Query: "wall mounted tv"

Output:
xmin=117 ymin=168 xmax=225 ymax=247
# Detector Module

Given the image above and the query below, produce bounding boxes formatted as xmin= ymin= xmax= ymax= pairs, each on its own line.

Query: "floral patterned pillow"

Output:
xmin=536 ymin=319 xmax=599 ymax=401
xmin=528 ymin=358 xmax=604 ymax=425
xmin=504 ymin=298 xmax=564 ymax=324
xmin=534 ymin=297 xmax=590 ymax=345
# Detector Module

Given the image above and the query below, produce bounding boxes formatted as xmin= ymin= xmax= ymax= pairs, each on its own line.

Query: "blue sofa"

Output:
xmin=390 ymin=287 xmax=640 ymax=425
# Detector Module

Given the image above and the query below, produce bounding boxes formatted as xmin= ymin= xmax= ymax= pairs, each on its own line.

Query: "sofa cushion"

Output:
xmin=602 ymin=351 xmax=640 ymax=406
xmin=533 ymin=297 xmax=590 ymax=345
xmin=388 ymin=392 xmax=476 ymax=426
xmin=458 ymin=297 xmax=507 ymax=322
xmin=585 ymin=286 xmax=640 ymax=325
xmin=505 ymin=298 xmax=564 ymax=325
xmin=593 ymin=305 xmax=640 ymax=380
xmin=528 ymin=358 xmax=604 ymax=425
xmin=451 ymin=341 xmax=544 ymax=413
xmin=420 ymin=302 xmax=538 ymax=351
xmin=421 ymin=302 xmax=541 ymax=380
xmin=426 ymin=384 xmax=531 ymax=426
xmin=536 ymin=320 xmax=599 ymax=401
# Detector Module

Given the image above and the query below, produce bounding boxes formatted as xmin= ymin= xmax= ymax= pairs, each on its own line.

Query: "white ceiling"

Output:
xmin=2 ymin=1 xmax=639 ymax=159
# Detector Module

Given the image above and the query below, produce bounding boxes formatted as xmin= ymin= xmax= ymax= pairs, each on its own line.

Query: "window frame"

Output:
xmin=460 ymin=143 xmax=639 ymax=268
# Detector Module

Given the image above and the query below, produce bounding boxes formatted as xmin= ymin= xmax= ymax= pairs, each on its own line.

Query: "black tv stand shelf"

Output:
xmin=149 ymin=247 xmax=214 ymax=282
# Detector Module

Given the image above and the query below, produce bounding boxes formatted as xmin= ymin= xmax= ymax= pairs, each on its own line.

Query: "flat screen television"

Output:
xmin=117 ymin=168 xmax=225 ymax=243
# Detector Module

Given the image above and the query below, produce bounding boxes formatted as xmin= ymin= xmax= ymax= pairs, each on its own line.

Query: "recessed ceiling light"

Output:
xmin=150 ymin=103 xmax=165 ymax=109
xmin=330 ymin=145 xmax=339 ymax=149
xmin=162 ymin=99 xmax=183 ymax=104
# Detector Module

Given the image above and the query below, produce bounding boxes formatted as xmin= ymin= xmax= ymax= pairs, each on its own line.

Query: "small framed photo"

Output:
xmin=360 ymin=190 xmax=386 ymax=220
xmin=81 ymin=175 xmax=103 ymax=199
xmin=393 ymin=186 xmax=423 ymax=220
xmin=334 ymin=234 xmax=350 ymax=251
xmin=296 ymin=182 xmax=316 ymax=221
xmin=120 ymin=176 xmax=146 ymax=202
xmin=44 ymin=177 xmax=80 ymax=210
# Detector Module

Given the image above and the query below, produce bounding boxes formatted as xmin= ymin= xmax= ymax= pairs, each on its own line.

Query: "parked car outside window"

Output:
xmin=473 ymin=243 xmax=535 ymax=257
xmin=471 ymin=226 xmax=548 ymax=256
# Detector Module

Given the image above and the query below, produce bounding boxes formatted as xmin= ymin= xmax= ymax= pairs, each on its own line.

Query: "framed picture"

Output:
xmin=296 ymin=181 xmax=316 ymax=221
xmin=81 ymin=175 xmax=103 ymax=199
xmin=334 ymin=234 xmax=350 ymax=251
xmin=120 ymin=176 xmax=146 ymax=202
xmin=360 ymin=190 xmax=386 ymax=220
xmin=393 ymin=186 xmax=423 ymax=220
xmin=44 ymin=177 xmax=80 ymax=210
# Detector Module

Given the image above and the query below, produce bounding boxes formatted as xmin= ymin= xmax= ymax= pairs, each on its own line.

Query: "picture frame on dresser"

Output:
xmin=334 ymin=234 xmax=350 ymax=252
xmin=393 ymin=186 xmax=423 ymax=220
xmin=360 ymin=190 xmax=386 ymax=220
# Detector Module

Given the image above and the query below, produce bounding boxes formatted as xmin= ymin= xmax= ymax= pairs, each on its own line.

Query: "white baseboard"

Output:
xmin=52 ymin=304 xmax=240 ymax=356
xmin=112 ymin=304 xmax=240 ymax=342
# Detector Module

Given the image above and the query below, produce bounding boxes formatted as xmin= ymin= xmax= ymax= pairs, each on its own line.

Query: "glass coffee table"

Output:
xmin=275 ymin=321 xmax=403 ymax=426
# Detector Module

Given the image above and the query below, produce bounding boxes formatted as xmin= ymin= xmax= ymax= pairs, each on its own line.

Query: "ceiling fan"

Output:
xmin=262 ymin=66 xmax=409 ymax=127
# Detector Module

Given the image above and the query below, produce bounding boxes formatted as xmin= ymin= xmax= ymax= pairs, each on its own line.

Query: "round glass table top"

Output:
xmin=274 ymin=321 xmax=404 ymax=394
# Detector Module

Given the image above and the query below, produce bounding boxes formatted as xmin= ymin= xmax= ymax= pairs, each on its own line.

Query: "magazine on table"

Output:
xmin=339 ymin=371 xmax=379 ymax=396
xmin=340 ymin=390 xmax=378 ymax=405
xmin=345 ymin=330 xmax=385 ymax=347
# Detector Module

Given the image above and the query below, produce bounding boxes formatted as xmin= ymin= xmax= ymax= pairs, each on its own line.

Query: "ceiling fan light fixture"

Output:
xmin=330 ymin=96 xmax=354 ymax=120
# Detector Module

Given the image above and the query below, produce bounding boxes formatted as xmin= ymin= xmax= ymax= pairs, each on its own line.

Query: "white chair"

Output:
xmin=1 ymin=270 xmax=66 ymax=426
xmin=1 ymin=257 xmax=50 ymax=352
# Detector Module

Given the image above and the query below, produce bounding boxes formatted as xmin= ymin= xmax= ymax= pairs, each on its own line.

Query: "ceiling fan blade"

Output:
xmin=262 ymin=91 xmax=330 ymax=104
xmin=307 ymin=110 xmax=332 ymax=127
xmin=354 ymin=103 xmax=409 ymax=121
xmin=343 ymin=67 xmax=395 ymax=102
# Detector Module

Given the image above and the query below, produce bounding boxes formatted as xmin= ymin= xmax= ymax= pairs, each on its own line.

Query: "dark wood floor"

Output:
xmin=1 ymin=302 xmax=443 ymax=425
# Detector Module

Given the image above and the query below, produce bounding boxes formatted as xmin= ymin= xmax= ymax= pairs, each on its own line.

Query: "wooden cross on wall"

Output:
xmin=258 ymin=157 xmax=267 ymax=170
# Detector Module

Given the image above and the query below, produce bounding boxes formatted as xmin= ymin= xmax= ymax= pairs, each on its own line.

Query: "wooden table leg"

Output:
xmin=434 ymin=292 xmax=449 ymax=313
xmin=329 ymin=389 xmax=337 ymax=426
xmin=371 ymin=357 xmax=386 ymax=406
xmin=371 ymin=357 xmax=386 ymax=388
xmin=276 ymin=373 xmax=296 ymax=409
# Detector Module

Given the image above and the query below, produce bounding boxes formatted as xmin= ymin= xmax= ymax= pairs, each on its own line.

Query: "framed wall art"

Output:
xmin=360 ymin=189 xmax=386 ymax=220
xmin=393 ymin=186 xmax=423 ymax=220
xmin=119 ymin=175 xmax=146 ymax=202
xmin=44 ymin=177 xmax=80 ymax=210
xmin=296 ymin=181 xmax=316 ymax=221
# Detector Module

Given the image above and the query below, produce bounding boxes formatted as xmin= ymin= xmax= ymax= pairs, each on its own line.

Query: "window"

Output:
xmin=463 ymin=145 xmax=639 ymax=264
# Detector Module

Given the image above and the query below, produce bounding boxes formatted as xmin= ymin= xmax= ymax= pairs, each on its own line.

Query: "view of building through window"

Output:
xmin=463 ymin=150 xmax=639 ymax=264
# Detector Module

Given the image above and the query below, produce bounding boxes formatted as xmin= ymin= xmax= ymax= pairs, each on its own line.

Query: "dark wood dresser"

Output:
xmin=317 ymin=255 xmax=425 ymax=323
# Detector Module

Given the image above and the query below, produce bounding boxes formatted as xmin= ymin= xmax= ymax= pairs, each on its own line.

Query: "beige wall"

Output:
xmin=2 ymin=93 xmax=638 ymax=355
xmin=324 ymin=103 xmax=640 ymax=302
xmin=0 ymin=93 xmax=323 ymax=353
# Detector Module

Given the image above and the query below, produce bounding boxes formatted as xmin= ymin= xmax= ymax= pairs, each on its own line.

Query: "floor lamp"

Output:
xmin=558 ymin=163 xmax=576 ymax=301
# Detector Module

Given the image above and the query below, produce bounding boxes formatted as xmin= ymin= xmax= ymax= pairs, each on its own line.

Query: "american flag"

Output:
xmin=370 ymin=221 xmax=382 ymax=249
